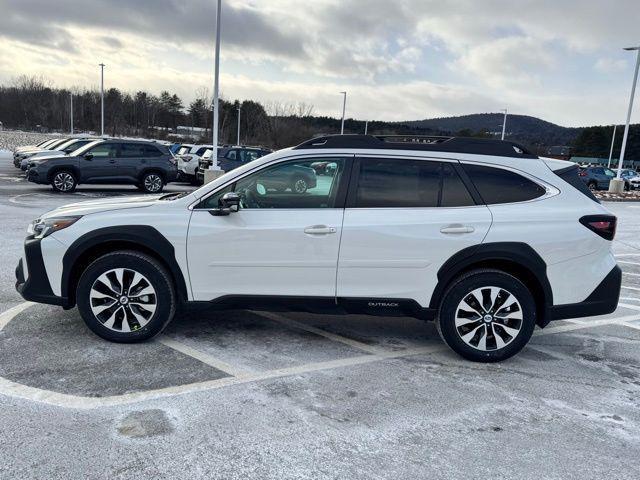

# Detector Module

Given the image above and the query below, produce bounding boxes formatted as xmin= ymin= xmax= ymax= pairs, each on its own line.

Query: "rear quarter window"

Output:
xmin=462 ymin=164 xmax=546 ymax=204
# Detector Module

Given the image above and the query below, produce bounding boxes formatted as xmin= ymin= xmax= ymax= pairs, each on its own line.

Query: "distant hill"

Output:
xmin=405 ymin=113 xmax=582 ymax=151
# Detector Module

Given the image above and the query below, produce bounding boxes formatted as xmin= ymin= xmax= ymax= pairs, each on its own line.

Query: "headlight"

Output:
xmin=27 ymin=216 xmax=82 ymax=239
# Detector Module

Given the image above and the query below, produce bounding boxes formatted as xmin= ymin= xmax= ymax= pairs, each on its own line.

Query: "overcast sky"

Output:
xmin=0 ymin=0 xmax=639 ymax=126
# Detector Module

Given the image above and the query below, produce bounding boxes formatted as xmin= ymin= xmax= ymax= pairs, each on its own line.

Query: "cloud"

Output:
xmin=0 ymin=0 xmax=639 ymax=127
xmin=594 ymin=57 xmax=629 ymax=74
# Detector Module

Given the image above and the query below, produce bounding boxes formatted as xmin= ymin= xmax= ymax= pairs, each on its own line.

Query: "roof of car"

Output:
xmin=293 ymin=134 xmax=538 ymax=159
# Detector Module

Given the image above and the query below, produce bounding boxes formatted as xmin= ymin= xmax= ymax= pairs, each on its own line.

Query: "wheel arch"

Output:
xmin=47 ymin=165 xmax=81 ymax=183
xmin=430 ymin=242 xmax=553 ymax=327
xmin=61 ymin=226 xmax=188 ymax=307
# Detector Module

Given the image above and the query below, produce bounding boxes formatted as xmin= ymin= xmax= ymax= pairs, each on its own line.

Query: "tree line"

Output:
xmin=0 ymin=75 xmax=452 ymax=149
xmin=572 ymin=124 xmax=640 ymax=161
xmin=2 ymin=75 xmax=639 ymax=156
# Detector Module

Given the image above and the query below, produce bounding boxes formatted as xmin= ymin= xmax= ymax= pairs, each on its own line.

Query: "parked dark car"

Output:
xmin=258 ymin=163 xmax=318 ymax=193
xmin=578 ymin=166 xmax=630 ymax=191
xmin=196 ymin=146 xmax=272 ymax=184
xmin=26 ymin=139 xmax=178 ymax=193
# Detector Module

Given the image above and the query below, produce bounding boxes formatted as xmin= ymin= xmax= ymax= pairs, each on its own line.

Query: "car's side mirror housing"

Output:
xmin=209 ymin=192 xmax=240 ymax=216
xmin=84 ymin=153 xmax=94 ymax=161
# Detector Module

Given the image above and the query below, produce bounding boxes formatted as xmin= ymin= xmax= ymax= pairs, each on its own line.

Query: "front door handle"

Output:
xmin=109 ymin=159 xmax=116 ymax=164
xmin=304 ymin=225 xmax=337 ymax=235
xmin=440 ymin=225 xmax=475 ymax=234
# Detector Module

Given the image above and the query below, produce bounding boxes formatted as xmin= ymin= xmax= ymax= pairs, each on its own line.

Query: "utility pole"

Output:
xmin=236 ymin=102 xmax=241 ymax=146
xmin=209 ymin=0 xmax=223 ymax=174
xmin=340 ymin=91 xmax=347 ymax=134
xmin=607 ymin=125 xmax=617 ymax=169
xmin=99 ymin=63 xmax=105 ymax=136
xmin=364 ymin=120 xmax=368 ymax=135
xmin=501 ymin=108 xmax=508 ymax=140
xmin=70 ymin=93 xmax=74 ymax=135
xmin=610 ymin=45 xmax=640 ymax=192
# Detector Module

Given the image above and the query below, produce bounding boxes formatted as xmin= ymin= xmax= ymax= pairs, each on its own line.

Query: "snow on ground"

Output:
xmin=0 ymin=130 xmax=59 ymax=152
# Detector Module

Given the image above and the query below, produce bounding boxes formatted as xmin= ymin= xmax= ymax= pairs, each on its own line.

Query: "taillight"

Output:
xmin=578 ymin=171 xmax=587 ymax=176
xmin=580 ymin=215 xmax=617 ymax=240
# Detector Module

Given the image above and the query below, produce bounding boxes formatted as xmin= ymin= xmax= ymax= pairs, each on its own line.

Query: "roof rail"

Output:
xmin=293 ymin=134 xmax=538 ymax=159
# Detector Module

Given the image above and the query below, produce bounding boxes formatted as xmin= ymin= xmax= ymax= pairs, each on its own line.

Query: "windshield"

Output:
xmin=177 ymin=146 xmax=191 ymax=155
xmin=45 ymin=139 xmax=69 ymax=150
xmin=68 ymin=140 xmax=104 ymax=156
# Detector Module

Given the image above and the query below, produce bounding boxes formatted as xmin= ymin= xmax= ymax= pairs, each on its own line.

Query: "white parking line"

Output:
xmin=618 ymin=261 xmax=640 ymax=266
xmin=621 ymin=285 xmax=640 ymax=292
xmin=158 ymin=337 xmax=252 ymax=378
xmin=255 ymin=311 xmax=387 ymax=355
xmin=1 ymin=302 xmax=640 ymax=409
xmin=0 ymin=302 xmax=34 ymax=330
xmin=623 ymin=272 xmax=640 ymax=277
xmin=615 ymin=253 xmax=640 ymax=256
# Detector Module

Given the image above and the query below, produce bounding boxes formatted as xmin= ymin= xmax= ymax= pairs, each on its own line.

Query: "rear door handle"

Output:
xmin=109 ymin=159 xmax=116 ymax=164
xmin=304 ymin=225 xmax=337 ymax=235
xmin=440 ymin=225 xmax=475 ymax=234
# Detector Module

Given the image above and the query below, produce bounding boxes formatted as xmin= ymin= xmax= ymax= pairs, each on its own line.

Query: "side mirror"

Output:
xmin=209 ymin=192 xmax=241 ymax=216
xmin=84 ymin=153 xmax=94 ymax=161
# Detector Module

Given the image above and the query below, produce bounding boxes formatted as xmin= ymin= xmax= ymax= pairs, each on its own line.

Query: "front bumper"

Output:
xmin=547 ymin=265 xmax=622 ymax=321
xmin=15 ymin=237 xmax=69 ymax=307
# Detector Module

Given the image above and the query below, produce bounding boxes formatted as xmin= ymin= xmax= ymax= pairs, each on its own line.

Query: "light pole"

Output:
xmin=340 ymin=91 xmax=347 ymax=134
xmin=209 ymin=0 xmax=222 ymax=174
xmin=364 ymin=120 xmax=368 ymax=135
xmin=610 ymin=45 xmax=640 ymax=193
xmin=70 ymin=93 xmax=74 ymax=135
xmin=500 ymin=108 xmax=508 ymax=140
xmin=99 ymin=63 xmax=105 ymax=136
xmin=607 ymin=124 xmax=617 ymax=169
xmin=236 ymin=102 xmax=241 ymax=146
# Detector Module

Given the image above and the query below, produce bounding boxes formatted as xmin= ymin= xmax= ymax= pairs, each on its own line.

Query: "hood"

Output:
xmin=40 ymin=194 xmax=164 ymax=218
xmin=29 ymin=152 xmax=69 ymax=163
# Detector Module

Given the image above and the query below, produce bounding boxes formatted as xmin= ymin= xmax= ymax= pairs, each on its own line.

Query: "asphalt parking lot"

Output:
xmin=1 ymin=150 xmax=640 ymax=479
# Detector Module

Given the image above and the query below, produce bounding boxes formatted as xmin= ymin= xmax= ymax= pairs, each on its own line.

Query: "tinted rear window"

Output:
xmin=463 ymin=164 xmax=546 ymax=204
xmin=555 ymin=165 xmax=599 ymax=203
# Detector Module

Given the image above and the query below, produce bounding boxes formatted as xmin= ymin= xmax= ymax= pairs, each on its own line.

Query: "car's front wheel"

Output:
xmin=436 ymin=269 xmax=536 ymax=362
xmin=139 ymin=172 xmax=164 ymax=193
xmin=51 ymin=170 xmax=77 ymax=193
xmin=76 ymin=251 xmax=176 ymax=343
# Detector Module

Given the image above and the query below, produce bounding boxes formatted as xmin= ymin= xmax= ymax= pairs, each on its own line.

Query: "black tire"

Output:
xmin=50 ymin=170 xmax=77 ymax=193
xmin=436 ymin=269 xmax=536 ymax=362
xmin=291 ymin=176 xmax=308 ymax=194
xmin=139 ymin=172 xmax=164 ymax=193
xmin=587 ymin=181 xmax=597 ymax=191
xmin=624 ymin=182 xmax=630 ymax=192
xmin=76 ymin=251 xmax=176 ymax=343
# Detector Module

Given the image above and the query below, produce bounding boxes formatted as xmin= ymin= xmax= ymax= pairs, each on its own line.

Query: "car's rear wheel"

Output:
xmin=76 ymin=251 xmax=176 ymax=343
xmin=139 ymin=172 xmax=164 ymax=193
xmin=436 ymin=269 xmax=536 ymax=362
xmin=291 ymin=176 xmax=308 ymax=194
xmin=587 ymin=181 xmax=597 ymax=191
xmin=51 ymin=170 xmax=77 ymax=193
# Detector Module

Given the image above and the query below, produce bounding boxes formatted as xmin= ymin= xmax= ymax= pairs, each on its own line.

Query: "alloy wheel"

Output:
xmin=454 ymin=286 xmax=523 ymax=351
xmin=144 ymin=174 xmax=163 ymax=192
xmin=89 ymin=268 xmax=157 ymax=332
xmin=293 ymin=178 xmax=307 ymax=193
xmin=53 ymin=172 xmax=75 ymax=192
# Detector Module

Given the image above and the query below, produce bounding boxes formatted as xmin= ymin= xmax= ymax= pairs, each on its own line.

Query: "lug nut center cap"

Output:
xmin=483 ymin=314 xmax=493 ymax=323
xmin=119 ymin=296 xmax=129 ymax=305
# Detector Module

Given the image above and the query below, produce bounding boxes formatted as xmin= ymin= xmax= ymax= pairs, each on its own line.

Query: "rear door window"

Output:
xmin=353 ymin=158 xmax=475 ymax=208
xmin=462 ymin=164 xmax=546 ymax=204
xmin=120 ymin=143 xmax=146 ymax=158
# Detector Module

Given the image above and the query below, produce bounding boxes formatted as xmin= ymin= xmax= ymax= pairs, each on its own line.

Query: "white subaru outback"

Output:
xmin=16 ymin=135 xmax=621 ymax=362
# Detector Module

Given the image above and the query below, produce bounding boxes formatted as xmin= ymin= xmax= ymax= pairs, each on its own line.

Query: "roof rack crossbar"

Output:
xmin=292 ymin=134 xmax=538 ymax=159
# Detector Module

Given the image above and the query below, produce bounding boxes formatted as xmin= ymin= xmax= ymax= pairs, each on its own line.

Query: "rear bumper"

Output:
xmin=15 ymin=238 xmax=69 ymax=307
xmin=547 ymin=265 xmax=621 ymax=321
